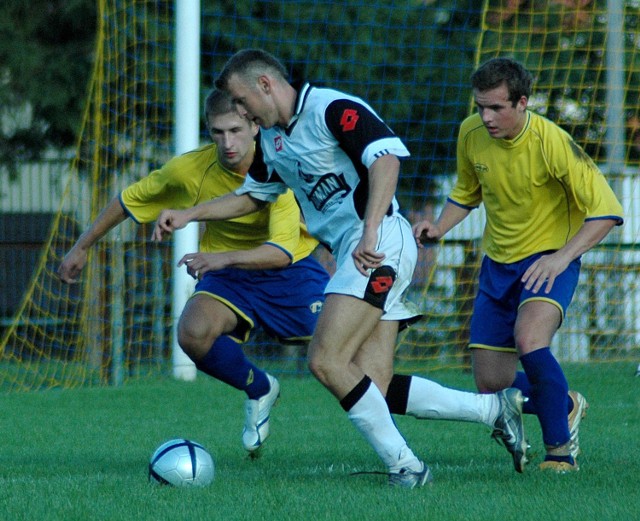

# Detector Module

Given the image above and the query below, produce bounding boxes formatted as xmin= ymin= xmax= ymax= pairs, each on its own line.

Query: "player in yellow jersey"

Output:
xmin=57 ymin=89 xmax=329 ymax=456
xmin=413 ymin=58 xmax=623 ymax=473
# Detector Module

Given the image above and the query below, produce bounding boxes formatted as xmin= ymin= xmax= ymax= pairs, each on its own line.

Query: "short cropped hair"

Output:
xmin=215 ymin=48 xmax=288 ymax=90
xmin=203 ymin=88 xmax=236 ymax=120
xmin=471 ymin=58 xmax=533 ymax=106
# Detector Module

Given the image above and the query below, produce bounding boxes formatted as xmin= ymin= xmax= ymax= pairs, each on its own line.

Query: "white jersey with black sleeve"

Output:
xmin=236 ymin=82 xmax=410 ymax=253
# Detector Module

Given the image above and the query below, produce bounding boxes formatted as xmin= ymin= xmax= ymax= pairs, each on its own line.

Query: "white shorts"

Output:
xmin=325 ymin=214 xmax=420 ymax=321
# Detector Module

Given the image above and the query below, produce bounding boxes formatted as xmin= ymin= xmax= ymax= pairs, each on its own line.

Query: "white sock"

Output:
xmin=405 ymin=376 xmax=500 ymax=426
xmin=347 ymin=381 xmax=422 ymax=473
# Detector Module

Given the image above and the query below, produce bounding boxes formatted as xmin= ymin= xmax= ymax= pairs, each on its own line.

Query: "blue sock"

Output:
xmin=511 ymin=371 xmax=536 ymax=414
xmin=519 ymin=348 xmax=571 ymax=450
xmin=512 ymin=371 xmax=575 ymax=417
xmin=195 ymin=336 xmax=270 ymax=399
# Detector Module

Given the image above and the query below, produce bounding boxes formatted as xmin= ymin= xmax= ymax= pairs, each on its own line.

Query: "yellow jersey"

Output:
xmin=120 ymin=143 xmax=318 ymax=262
xmin=451 ymin=111 xmax=623 ymax=263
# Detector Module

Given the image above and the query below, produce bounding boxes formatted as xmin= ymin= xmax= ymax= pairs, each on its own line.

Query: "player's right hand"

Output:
xmin=351 ymin=229 xmax=386 ymax=276
xmin=56 ymin=247 xmax=88 ymax=284
xmin=152 ymin=209 xmax=190 ymax=241
xmin=412 ymin=220 xmax=441 ymax=247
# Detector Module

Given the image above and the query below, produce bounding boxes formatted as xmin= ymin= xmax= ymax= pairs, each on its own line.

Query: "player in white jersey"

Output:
xmin=238 ymin=82 xmax=417 ymax=320
xmin=243 ymin=82 xmax=407 ymax=253
xmin=154 ymin=49 xmax=529 ymax=487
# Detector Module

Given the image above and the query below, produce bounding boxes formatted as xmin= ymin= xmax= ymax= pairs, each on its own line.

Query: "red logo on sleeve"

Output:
xmin=340 ymin=109 xmax=359 ymax=132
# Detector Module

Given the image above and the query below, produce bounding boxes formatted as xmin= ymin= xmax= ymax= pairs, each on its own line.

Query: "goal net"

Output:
xmin=1 ymin=0 xmax=637 ymax=390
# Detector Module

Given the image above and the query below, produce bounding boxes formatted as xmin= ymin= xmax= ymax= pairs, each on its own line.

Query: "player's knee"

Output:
xmin=515 ymin=332 xmax=546 ymax=354
xmin=177 ymin=318 xmax=219 ymax=360
xmin=307 ymin=347 xmax=335 ymax=386
xmin=307 ymin=351 xmax=325 ymax=381
xmin=514 ymin=319 xmax=556 ymax=353
xmin=178 ymin=334 xmax=216 ymax=361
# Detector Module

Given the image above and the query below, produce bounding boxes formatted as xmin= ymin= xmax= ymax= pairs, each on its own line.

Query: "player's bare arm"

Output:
xmin=351 ymin=154 xmax=400 ymax=276
xmin=413 ymin=201 xmax=471 ymax=247
xmin=152 ymin=207 xmax=196 ymax=241
xmin=152 ymin=192 xmax=266 ymax=241
xmin=522 ymin=218 xmax=619 ymax=294
xmin=57 ymin=196 xmax=128 ymax=283
xmin=178 ymin=244 xmax=291 ymax=279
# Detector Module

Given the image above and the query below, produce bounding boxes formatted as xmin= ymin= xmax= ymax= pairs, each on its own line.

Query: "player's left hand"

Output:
xmin=178 ymin=252 xmax=229 ymax=279
xmin=352 ymin=229 xmax=385 ymax=276
xmin=152 ymin=209 xmax=191 ymax=241
xmin=521 ymin=252 xmax=570 ymax=294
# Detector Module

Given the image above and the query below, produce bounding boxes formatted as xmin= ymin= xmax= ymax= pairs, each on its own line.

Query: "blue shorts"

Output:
xmin=469 ymin=252 xmax=581 ymax=352
xmin=191 ymin=255 xmax=328 ymax=343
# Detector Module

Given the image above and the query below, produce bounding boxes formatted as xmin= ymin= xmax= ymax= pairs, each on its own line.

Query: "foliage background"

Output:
xmin=1 ymin=0 xmax=483 ymax=204
xmin=3 ymin=1 xmax=640 ymax=196
xmin=0 ymin=0 xmax=97 ymax=173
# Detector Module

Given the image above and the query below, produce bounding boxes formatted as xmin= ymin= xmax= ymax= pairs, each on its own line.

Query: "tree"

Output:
xmin=0 ymin=0 xmax=96 ymax=174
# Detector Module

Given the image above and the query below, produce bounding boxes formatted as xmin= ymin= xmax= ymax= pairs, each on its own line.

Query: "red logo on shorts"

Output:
xmin=340 ymin=109 xmax=359 ymax=132
xmin=274 ymin=135 xmax=283 ymax=152
xmin=370 ymin=276 xmax=394 ymax=294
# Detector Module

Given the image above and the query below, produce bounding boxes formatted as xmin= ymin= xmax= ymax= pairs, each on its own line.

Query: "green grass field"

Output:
xmin=1 ymin=362 xmax=637 ymax=521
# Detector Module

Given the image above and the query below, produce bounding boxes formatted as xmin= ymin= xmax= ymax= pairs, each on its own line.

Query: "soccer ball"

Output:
xmin=148 ymin=438 xmax=215 ymax=487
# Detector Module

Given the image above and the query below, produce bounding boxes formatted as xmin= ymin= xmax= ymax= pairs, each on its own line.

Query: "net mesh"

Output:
xmin=1 ymin=0 xmax=638 ymax=390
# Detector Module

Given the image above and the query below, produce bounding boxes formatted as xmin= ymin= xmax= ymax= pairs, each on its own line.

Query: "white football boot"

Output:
xmin=242 ymin=374 xmax=280 ymax=456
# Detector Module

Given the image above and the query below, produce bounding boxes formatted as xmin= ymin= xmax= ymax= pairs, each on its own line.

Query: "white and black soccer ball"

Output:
xmin=148 ymin=438 xmax=215 ymax=487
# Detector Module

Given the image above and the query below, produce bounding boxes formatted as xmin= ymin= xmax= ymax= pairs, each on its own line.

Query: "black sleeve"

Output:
xmin=324 ymin=99 xmax=396 ymax=160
